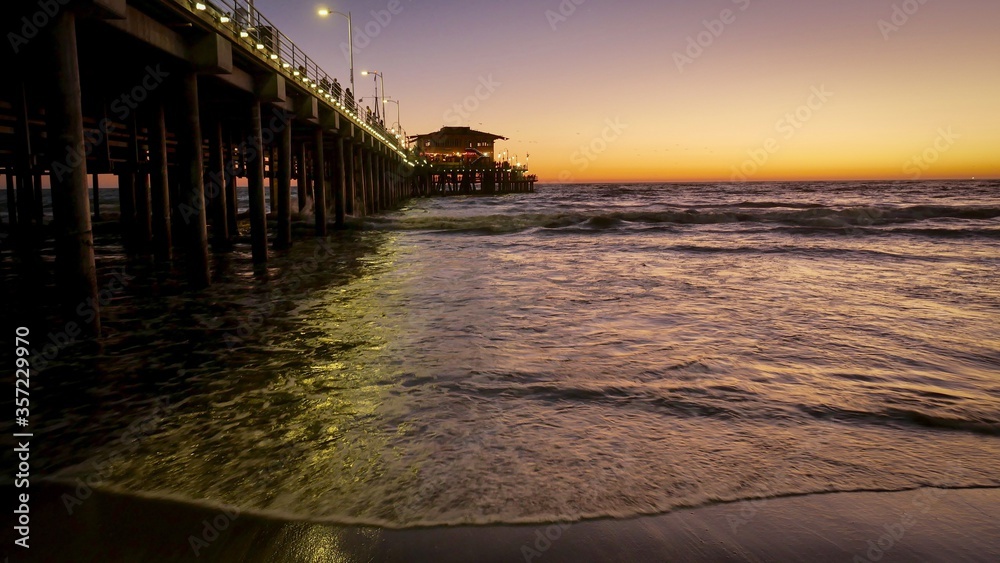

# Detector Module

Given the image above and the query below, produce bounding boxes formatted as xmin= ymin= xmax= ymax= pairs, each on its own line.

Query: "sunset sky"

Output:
xmin=253 ymin=0 xmax=1000 ymax=182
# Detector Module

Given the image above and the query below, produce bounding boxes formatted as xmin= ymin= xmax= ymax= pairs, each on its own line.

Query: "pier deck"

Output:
xmin=0 ymin=0 xmax=533 ymax=336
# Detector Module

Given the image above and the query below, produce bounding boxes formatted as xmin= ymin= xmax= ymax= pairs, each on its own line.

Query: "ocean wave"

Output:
xmin=445 ymin=377 xmax=1000 ymax=437
xmin=798 ymin=404 xmax=1000 ymax=436
xmin=32 ymin=480 xmax=1000 ymax=531
xmin=367 ymin=205 xmax=1000 ymax=234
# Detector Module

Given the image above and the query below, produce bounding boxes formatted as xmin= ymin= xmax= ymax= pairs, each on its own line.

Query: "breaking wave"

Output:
xmin=367 ymin=205 xmax=1000 ymax=235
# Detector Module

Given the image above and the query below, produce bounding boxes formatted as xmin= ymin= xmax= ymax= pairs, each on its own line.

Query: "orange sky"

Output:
xmin=263 ymin=0 xmax=1000 ymax=182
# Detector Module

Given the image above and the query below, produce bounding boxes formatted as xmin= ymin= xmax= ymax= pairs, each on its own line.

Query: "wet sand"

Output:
xmin=14 ymin=483 xmax=1000 ymax=562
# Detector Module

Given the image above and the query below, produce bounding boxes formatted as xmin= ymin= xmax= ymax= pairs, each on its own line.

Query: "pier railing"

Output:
xmin=172 ymin=0 xmax=412 ymax=163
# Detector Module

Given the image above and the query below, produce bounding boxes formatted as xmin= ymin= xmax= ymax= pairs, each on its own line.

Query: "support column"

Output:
xmin=91 ymin=173 xmax=100 ymax=220
xmin=33 ymin=172 xmax=44 ymax=224
xmin=297 ymin=143 xmax=309 ymax=213
xmin=44 ymin=12 xmax=99 ymax=335
xmin=207 ymin=119 xmax=229 ymax=246
xmin=247 ymin=102 xmax=268 ymax=264
xmin=397 ymin=162 xmax=402 ymax=203
xmin=366 ymin=150 xmax=377 ymax=213
xmin=14 ymin=82 xmax=37 ymax=234
xmin=388 ymin=157 xmax=394 ymax=205
xmin=378 ymin=156 xmax=387 ymax=208
xmin=383 ymin=155 xmax=391 ymax=207
xmin=119 ymin=115 xmax=139 ymax=249
xmin=384 ymin=157 xmax=393 ymax=207
xmin=313 ymin=128 xmax=327 ymax=236
xmin=93 ymin=103 xmax=111 ymax=223
xmin=344 ymin=139 xmax=355 ymax=217
xmin=385 ymin=158 xmax=394 ymax=207
xmin=169 ymin=166 xmax=184 ymax=249
xmin=275 ymin=118 xmax=292 ymax=248
xmin=135 ymin=166 xmax=152 ymax=247
xmin=333 ymin=135 xmax=347 ymax=228
xmin=6 ymin=172 xmax=17 ymax=226
xmin=225 ymin=135 xmax=238 ymax=238
xmin=175 ymin=72 xmax=211 ymax=286
xmin=354 ymin=145 xmax=366 ymax=217
xmin=268 ymin=147 xmax=278 ymax=215
xmin=381 ymin=155 xmax=390 ymax=209
xmin=135 ymin=121 xmax=152 ymax=248
xmin=149 ymin=102 xmax=171 ymax=259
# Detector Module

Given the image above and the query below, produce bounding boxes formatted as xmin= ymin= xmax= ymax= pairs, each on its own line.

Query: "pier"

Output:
xmin=0 ymin=0 xmax=533 ymax=337
xmin=409 ymin=126 xmax=536 ymax=196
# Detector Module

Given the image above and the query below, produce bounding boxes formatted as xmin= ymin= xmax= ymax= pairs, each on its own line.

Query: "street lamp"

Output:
xmin=360 ymin=70 xmax=385 ymax=123
xmin=383 ymin=97 xmax=401 ymax=132
xmin=317 ymin=7 xmax=354 ymax=98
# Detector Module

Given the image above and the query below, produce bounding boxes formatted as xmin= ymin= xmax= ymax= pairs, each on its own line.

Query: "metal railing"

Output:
xmin=174 ymin=0 xmax=412 ymax=161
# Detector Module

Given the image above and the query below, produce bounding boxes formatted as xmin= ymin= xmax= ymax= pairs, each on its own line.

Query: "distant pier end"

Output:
xmin=408 ymin=127 xmax=536 ymax=196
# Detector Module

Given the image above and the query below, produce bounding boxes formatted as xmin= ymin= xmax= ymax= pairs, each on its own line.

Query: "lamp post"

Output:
xmin=383 ymin=97 xmax=401 ymax=132
xmin=361 ymin=70 xmax=385 ymax=124
xmin=317 ymin=7 xmax=354 ymax=98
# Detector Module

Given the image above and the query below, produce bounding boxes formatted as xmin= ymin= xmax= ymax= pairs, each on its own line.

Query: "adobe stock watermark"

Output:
xmin=558 ymin=117 xmax=628 ymax=182
xmin=521 ymin=522 xmax=573 ymax=562
xmin=878 ymin=0 xmax=931 ymax=41
xmin=6 ymin=0 xmax=72 ymax=54
xmin=188 ymin=504 xmax=241 ymax=557
xmin=673 ymin=0 xmax=751 ymax=73
xmin=731 ymin=85 xmax=834 ymax=181
xmin=546 ymin=0 xmax=588 ymax=31
xmin=851 ymin=461 xmax=970 ymax=563
xmin=197 ymin=237 xmax=341 ymax=347
xmin=725 ymin=439 xmax=817 ymax=533
xmin=188 ymin=456 xmax=290 ymax=556
xmin=443 ymin=75 xmax=501 ymax=126
xmin=53 ymin=65 xmax=170 ymax=182
xmin=903 ymin=127 xmax=959 ymax=179
xmin=60 ymin=394 xmax=176 ymax=514
xmin=339 ymin=0 xmax=409 ymax=62
xmin=179 ymin=107 xmax=294 ymax=225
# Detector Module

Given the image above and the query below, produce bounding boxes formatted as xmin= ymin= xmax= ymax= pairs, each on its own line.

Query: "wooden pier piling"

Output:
xmin=247 ymin=102 xmax=268 ymax=264
xmin=354 ymin=144 xmax=367 ymax=216
xmin=275 ymin=121 xmax=292 ymax=248
xmin=176 ymin=72 xmax=211 ymax=285
xmin=334 ymin=136 xmax=347 ymax=228
xmin=149 ymin=103 xmax=172 ymax=260
xmin=345 ymin=140 xmax=356 ymax=216
xmin=297 ymin=144 xmax=309 ymax=213
xmin=313 ymin=128 xmax=328 ymax=237
xmin=225 ymin=135 xmax=238 ymax=239
xmin=207 ymin=119 xmax=229 ymax=247
xmin=44 ymin=11 xmax=99 ymax=335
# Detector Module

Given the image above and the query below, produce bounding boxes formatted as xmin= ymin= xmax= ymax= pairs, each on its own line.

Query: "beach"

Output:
xmin=19 ymin=482 xmax=1000 ymax=562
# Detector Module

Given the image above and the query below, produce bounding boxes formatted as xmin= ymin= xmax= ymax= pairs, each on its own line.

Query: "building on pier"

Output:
xmin=405 ymin=127 xmax=535 ymax=197
xmin=410 ymin=127 xmax=507 ymax=164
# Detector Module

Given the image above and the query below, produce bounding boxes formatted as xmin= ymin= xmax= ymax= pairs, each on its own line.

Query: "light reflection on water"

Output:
xmin=29 ymin=182 xmax=1000 ymax=526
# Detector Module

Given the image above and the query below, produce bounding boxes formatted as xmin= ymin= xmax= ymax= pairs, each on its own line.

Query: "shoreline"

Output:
xmin=12 ymin=483 xmax=1000 ymax=562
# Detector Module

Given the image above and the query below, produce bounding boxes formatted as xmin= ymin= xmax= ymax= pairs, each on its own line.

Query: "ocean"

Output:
xmin=23 ymin=180 xmax=1000 ymax=528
